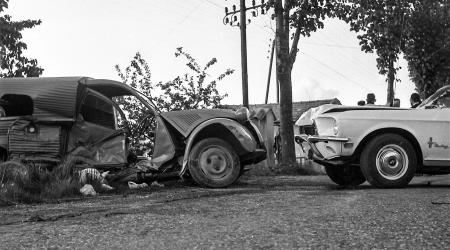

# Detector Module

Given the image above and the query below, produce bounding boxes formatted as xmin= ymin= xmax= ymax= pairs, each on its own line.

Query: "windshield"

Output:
xmin=417 ymin=85 xmax=450 ymax=108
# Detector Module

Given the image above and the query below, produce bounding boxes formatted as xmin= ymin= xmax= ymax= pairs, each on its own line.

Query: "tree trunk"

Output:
xmin=386 ymin=60 xmax=395 ymax=107
xmin=275 ymin=0 xmax=296 ymax=167
xmin=278 ymin=71 xmax=296 ymax=166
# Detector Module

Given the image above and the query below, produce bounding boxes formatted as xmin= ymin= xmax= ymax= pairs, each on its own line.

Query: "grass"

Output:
xmin=0 ymin=156 xmax=85 ymax=205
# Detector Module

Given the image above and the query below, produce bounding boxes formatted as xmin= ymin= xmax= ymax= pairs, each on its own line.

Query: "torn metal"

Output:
xmin=0 ymin=77 xmax=266 ymax=188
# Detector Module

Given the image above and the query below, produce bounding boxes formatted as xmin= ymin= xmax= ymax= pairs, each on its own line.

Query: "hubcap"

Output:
xmin=375 ymin=144 xmax=409 ymax=180
xmin=199 ymin=146 xmax=232 ymax=180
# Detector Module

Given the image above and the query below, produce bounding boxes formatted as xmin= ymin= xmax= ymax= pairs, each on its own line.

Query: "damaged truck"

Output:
xmin=0 ymin=77 xmax=266 ymax=188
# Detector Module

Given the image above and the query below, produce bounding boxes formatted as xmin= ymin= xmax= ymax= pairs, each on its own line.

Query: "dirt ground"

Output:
xmin=0 ymin=175 xmax=449 ymax=249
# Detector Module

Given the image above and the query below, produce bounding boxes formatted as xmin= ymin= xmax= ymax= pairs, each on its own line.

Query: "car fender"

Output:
xmin=339 ymin=119 xmax=421 ymax=157
xmin=180 ymin=118 xmax=256 ymax=176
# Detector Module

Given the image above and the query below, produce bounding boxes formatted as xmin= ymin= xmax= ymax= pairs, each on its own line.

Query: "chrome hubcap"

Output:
xmin=376 ymin=144 xmax=408 ymax=180
xmin=199 ymin=146 xmax=232 ymax=180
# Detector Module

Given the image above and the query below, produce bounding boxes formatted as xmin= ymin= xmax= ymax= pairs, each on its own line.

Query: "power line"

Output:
xmin=300 ymin=51 xmax=371 ymax=91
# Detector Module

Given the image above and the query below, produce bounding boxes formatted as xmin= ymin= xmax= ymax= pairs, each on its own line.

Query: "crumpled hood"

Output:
xmin=295 ymin=104 xmax=407 ymax=126
xmin=161 ymin=109 xmax=237 ymax=137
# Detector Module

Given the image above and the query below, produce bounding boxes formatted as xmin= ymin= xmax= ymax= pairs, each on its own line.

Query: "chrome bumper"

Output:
xmin=295 ymin=134 xmax=349 ymax=161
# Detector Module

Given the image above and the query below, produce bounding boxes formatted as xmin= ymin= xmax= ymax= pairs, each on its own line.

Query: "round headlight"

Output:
xmin=235 ymin=107 xmax=250 ymax=122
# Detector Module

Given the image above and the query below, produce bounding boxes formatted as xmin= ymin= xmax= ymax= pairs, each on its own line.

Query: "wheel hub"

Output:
xmin=376 ymin=144 xmax=408 ymax=180
xmin=199 ymin=147 xmax=232 ymax=180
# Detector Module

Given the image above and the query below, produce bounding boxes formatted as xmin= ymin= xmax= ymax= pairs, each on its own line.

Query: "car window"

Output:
xmin=80 ymin=93 xmax=116 ymax=129
xmin=432 ymin=90 xmax=450 ymax=108
xmin=113 ymin=95 xmax=156 ymax=156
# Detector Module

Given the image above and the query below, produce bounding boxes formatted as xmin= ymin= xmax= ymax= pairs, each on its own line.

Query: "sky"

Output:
xmin=6 ymin=0 xmax=416 ymax=107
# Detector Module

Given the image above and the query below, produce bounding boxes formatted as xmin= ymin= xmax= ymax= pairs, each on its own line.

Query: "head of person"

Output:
xmin=366 ymin=93 xmax=376 ymax=104
xmin=410 ymin=93 xmax=421 ymax=106
xmin=393 ymin=98 xmax=400 ymax=107
xmin=357 ymin=100 xmax=365 ymax=106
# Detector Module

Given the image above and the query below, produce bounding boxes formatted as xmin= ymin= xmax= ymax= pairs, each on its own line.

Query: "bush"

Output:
xmin=0 ymin=157 xmax=84 ymax=205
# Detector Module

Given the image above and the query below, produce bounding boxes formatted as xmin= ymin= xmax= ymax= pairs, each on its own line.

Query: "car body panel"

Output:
xmin=0 ymin=77 xmax=80 ymax=119
xmin=161 ymin=109 xmax=237 ymax=137
xmin=0 ymin=77 xmax=266 ymax=185
xmin=325 ymin=107 xmax=450 ymax=164
xmin=180 ymin=118 xmax=258 ymax=175
xmin=302 ymin=86 xmax=450 ymax=171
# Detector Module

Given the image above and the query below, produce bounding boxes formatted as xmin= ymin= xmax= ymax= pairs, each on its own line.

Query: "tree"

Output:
xmin=267 ymin=0 xmax=336 ymax=167
xmin=115 ymin=48 xmax=233 ymax=155
xmin=403 ymin=0 xmax=450 ymax=98
xmin=0 ymin=0 xmax=43 ymax=77
xmin=154 ymin=47 xmax=233 ymax=112
xmin=339 ymin=0 xmax=413 ymax=106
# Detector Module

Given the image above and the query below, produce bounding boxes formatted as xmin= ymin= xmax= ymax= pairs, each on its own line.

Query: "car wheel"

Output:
xmin=360 ymin=133 xmax=417 ymax=188
xmin=188 ymin=138 xmax=240 ymax=188
xmin=325 ymin=165 xmax=366 ymax=186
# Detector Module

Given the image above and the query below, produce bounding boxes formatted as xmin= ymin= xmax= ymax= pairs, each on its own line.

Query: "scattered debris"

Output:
xmin=151 ymin=181 xmax=165 ymax=188
xmin=135 ymin=159 xmax=158 ymax=172
xmin=80 ymin=184 xmax=97 ymax=196
xmin=128 ymin=181 xmax=148 ymax=189
xmin=431 ymin=195 xmax=450 ymax=205
xmin=79 ymin=168 xmax=114 ymax=192
xmin=79 ymin=168 xmax=103 ymax=185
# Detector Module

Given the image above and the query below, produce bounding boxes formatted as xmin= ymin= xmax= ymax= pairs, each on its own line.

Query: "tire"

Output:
xmin=188 ymin=138 xmax=240 ymax=188
xmin=325 ymin=165 xmax=366 ymax=186
xmin=360 ymin=133 xmax=417 ymax=188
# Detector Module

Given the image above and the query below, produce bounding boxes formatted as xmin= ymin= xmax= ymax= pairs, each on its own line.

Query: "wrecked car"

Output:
xmin=298 ymin=85 xmax=450 ymax=188
xmin=0 ymin=77 xmax=266 ymax=188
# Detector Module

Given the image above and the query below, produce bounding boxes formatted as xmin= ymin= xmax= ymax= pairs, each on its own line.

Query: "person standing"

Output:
xmin=410 ymin=93 xmax=422 ymax=108
xmin=366 ymin=93 xmax=376 ymax=105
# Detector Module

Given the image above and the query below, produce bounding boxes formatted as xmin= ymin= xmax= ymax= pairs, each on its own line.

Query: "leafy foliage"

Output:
xmin=0 ymin=0 xmax=43 ymax=77
xmin=154 ymin=47 xmax=232 ymax=111
xmin=115 ymin=53 xmax=153 ymax=155
xmin=338 ymin=0 xmax=413 ymax=105
xmin=403 ymin=0 xmax=450 ymax=98
xmin=115 ymin=48 xmax=232 ymax=155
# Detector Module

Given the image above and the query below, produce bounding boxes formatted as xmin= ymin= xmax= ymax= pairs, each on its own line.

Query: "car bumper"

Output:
xmin=296 ymin=134 xmax=348 ymax=162
xmin=241 ymin=148 xmax=267 ymax=165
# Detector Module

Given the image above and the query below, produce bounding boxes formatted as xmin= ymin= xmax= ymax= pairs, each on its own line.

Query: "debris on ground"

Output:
xmin=151 ymin=181 xmax=165 ymax=188
xmin=128 ymin=181 xmax=148 ymax=189
xmin=79 ymin=184 xmax=97 ymax=196
xmin=134 ymin=159 xmax=159 ymax=172
xmin=78 ymin=168 xmax=114 ymax=192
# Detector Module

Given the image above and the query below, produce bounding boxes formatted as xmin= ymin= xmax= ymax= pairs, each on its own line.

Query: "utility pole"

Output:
xmin=265 ymin=39 xmax=275 ymax=104
xmin=224 ymin=0 xmax=267 ymax=108
xmin=240 ymin=0 xmax=249 ymax=108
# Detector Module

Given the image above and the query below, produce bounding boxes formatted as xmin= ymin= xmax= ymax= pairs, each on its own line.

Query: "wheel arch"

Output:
xmin=354 ymin=127 xmax=423 ymax=167
xmin=180 ymin=118 xmax=256 ymax=176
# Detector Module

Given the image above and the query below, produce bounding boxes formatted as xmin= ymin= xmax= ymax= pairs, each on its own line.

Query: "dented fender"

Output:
xmin=180 ymin=118 xmax=256 ymax=176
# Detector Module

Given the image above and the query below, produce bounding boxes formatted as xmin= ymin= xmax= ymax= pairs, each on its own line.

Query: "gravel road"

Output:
xmin=0 ymin=175 xmax=449 ymax=249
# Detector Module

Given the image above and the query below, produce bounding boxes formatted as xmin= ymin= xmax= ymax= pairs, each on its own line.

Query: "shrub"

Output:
xmin=0 ymin=157 xmax=84 ymax=205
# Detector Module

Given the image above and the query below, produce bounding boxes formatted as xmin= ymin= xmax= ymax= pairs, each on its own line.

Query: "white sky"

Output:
xmin=6 ymin=0 xmax=416 ymax=107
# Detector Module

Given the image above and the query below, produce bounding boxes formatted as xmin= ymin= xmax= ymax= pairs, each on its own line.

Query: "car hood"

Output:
xmin=295 ymin=104 xmax=408 ymax=126
xmin=161 ymin=109 xmax=237 ymax=137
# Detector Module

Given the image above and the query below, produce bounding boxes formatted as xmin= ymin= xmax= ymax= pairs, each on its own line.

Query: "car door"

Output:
xmin=69 ymin=89 xmax=128 ymax=166
xmin=420 ymin=90 xmax=450 ymax=166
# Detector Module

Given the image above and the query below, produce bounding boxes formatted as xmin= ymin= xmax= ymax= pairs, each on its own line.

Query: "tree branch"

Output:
xmin=289 ymin=24 xmax=302 ymax=64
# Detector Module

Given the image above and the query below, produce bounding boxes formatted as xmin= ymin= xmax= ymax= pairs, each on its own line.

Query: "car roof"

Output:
xmin=0 ymin=77 xmax=133 ymax=119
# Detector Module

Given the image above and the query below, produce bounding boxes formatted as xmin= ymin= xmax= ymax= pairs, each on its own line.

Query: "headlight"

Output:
xmin=235 ymin=107 xmax=250 ymax=122
xmin=315 ymin=117 xmax=339 ymax=136
xmin=333 ymin=123 xmax=339 ymax=135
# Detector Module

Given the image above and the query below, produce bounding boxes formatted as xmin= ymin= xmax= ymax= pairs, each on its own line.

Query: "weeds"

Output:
xmin=0 ymin=156 xmax=88 ymax=205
